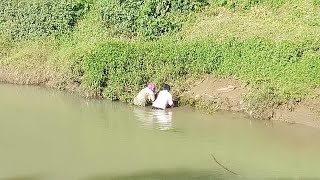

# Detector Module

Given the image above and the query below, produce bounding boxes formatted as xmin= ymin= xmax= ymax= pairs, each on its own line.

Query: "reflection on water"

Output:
xmin=153 ymin=110 xmax=172 ymax=131
xmin=133 ymin=108 xmax=173 ymax=131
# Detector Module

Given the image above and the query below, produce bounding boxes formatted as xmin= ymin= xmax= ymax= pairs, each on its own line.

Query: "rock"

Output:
xmin=216 ymin=85 xmax=236 ymax=93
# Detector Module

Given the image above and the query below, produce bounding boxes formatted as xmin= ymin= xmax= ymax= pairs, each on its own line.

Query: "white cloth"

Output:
xmin=152 ymin=90 xmax=173 ymax=110
xmin=133 ymin=87 xmax=155 ymax=106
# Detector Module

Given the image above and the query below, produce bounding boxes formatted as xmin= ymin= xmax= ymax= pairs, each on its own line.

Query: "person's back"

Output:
xmin=152 ymin=84 xmax=173 ymax=110
xmin=133 ymin=83 xmax=156 ymax=106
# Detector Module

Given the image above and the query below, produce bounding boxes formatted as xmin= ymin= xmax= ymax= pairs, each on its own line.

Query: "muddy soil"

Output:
xmin=181 ymin=76 xmax=320 ymax=128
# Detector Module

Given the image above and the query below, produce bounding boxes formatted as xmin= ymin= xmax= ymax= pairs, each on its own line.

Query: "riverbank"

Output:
xmin=0 ymin=62 xmax=319 ymax=128
xmin=180 ymin=76 xmax=320 ymax=128
xmin=0 ymin=0 xmax=319 ymax=127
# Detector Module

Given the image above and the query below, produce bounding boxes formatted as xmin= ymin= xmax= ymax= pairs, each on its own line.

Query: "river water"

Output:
xmin=1 ymin=84 xmax=320 ymax=180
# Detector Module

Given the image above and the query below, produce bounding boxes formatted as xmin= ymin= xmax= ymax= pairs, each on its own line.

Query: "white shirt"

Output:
xmin=152 ymin=90 xmax=173 ymax=110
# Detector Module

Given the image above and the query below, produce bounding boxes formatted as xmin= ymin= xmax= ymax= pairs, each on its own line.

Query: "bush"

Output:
xmin=314 ymin=0 xmax=320 ymax=6
xmin=80 ymin=37 xmax=320 ymax=104
xmin=0 ymin=0 xmax=92 ymax=41
xmin=82 ymin=39 xmax=221 ymax=101
xmin=212 ymin=0 xmax=286 ymax=10
xmin=100 ymin=0 xmax=208 ymax=40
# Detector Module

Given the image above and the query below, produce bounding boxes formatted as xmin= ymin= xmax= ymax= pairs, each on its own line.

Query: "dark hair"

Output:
xmin=162 ymin=84 xmax=170 ymax=91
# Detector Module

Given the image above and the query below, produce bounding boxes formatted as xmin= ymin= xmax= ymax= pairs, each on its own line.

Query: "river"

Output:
xmin=0 ymin=84 xmax=320 ymax=180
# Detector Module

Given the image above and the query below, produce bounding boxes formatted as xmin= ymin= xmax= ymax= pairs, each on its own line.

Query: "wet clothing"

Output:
xmin=152 ymin=90 xmax=173 ymax=110
xmin=133 ymin=87 xmax=155 ymax=106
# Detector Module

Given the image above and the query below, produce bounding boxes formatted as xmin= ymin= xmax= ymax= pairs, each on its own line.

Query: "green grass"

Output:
xmin=77 ymin=37 xmax=320 ymax=104
xmin=0 ymin=0 xmax=319 ymax=114
xmin=181 ymin=0 xmax=320 ymax=41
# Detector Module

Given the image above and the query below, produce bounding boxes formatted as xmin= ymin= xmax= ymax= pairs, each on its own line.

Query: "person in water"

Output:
xmin=152 ymin=84 xmax=174 ymax=110
xmin=133 ymin=83 xmax=156 ymax=106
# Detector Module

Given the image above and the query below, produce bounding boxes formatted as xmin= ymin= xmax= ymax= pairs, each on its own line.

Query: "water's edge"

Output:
xmin=0 ymin=69 xmax=319 ymax=128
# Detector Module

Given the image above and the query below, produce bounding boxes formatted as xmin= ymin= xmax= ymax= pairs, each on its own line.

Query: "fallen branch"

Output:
xmin=211 ymin=154 xmax=240 ymax=176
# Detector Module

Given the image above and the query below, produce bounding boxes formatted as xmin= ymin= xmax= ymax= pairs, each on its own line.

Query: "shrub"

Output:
xmin=0 ymin=0 xmax=92 ymax=41
xmin=211 ymin=0 xmax=286 ymax=10
xmin=100 ymin=0 xmax=208 ymax=40
xmin=82 ymin=39 xmax=221 ymax=101
xmin=80 ymin=37 xmax=320 ymax=105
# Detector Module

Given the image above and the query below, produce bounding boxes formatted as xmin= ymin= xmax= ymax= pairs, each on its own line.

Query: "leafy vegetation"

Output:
xmin=0 ymin=0 xmax=319 ymax=116
xmin=82 ymin=39 xmax=222 ymax=101
xmin=80 ymin=37 xmax=320 ymax=104
xmin=100 ymin=0 xmax=208 ymax=39
xmin=211 ymin=0 xmax=286 ymax=10
xmin=0 ymin=0 xmax=92 ymax=41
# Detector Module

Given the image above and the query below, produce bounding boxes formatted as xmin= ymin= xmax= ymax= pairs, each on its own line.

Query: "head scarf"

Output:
xmin=147 ymin=83 xmax=156 ymax=92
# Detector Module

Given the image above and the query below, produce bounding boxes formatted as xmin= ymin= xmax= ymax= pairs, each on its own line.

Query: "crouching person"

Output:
xmin=152 ymin=84 xmax=174 ymax=110
xmin=133 ymin=83 xmax=156 ymax=106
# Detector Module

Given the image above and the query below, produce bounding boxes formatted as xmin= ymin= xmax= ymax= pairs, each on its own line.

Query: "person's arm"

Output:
xmin=150 ymin=93 xmax=155 ymax=102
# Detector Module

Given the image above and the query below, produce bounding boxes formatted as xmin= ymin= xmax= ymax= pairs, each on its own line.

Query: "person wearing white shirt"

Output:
xmin=152 ymin=84 xmax=174 ymax=110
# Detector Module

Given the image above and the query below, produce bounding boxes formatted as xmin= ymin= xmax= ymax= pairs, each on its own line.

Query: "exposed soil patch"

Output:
xmin=272 ymin=91 xmax=320 ymax=128
xmin=0 ymin=67 xmax=54 ymax=86
xmin=180 ymin=76 xmax=248 ymax=112
xmin=181 ymin=76 xmax=320 ymax=128
xmin=0 ymin=66 xmax=89 ymax=97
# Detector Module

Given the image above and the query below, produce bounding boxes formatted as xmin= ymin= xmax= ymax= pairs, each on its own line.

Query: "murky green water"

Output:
xmin=1 ymin=84 xmax=320 ymax=180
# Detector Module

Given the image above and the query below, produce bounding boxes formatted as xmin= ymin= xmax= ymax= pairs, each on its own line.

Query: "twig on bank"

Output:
xmin=211 ymin=154 xmax=240 ymax=176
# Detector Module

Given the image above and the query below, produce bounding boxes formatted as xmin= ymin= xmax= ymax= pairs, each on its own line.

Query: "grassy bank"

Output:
xmin=0 ymin=0 xmax=320 ymax=119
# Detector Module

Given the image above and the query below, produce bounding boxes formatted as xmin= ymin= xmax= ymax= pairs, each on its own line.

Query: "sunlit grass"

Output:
xmin=181 ymin=0 xmax=320 ymax=41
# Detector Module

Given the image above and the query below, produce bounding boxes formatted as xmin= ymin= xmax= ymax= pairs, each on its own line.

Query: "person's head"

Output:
xmin=147 ymin=83 xmax=156 ymax=92
xmin=162 ymin=84 xmax=171 ymax=92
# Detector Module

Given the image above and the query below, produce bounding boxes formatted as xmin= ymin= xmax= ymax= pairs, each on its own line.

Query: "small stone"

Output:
xmin=216 ymin=85 xmax=236 ymax=93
